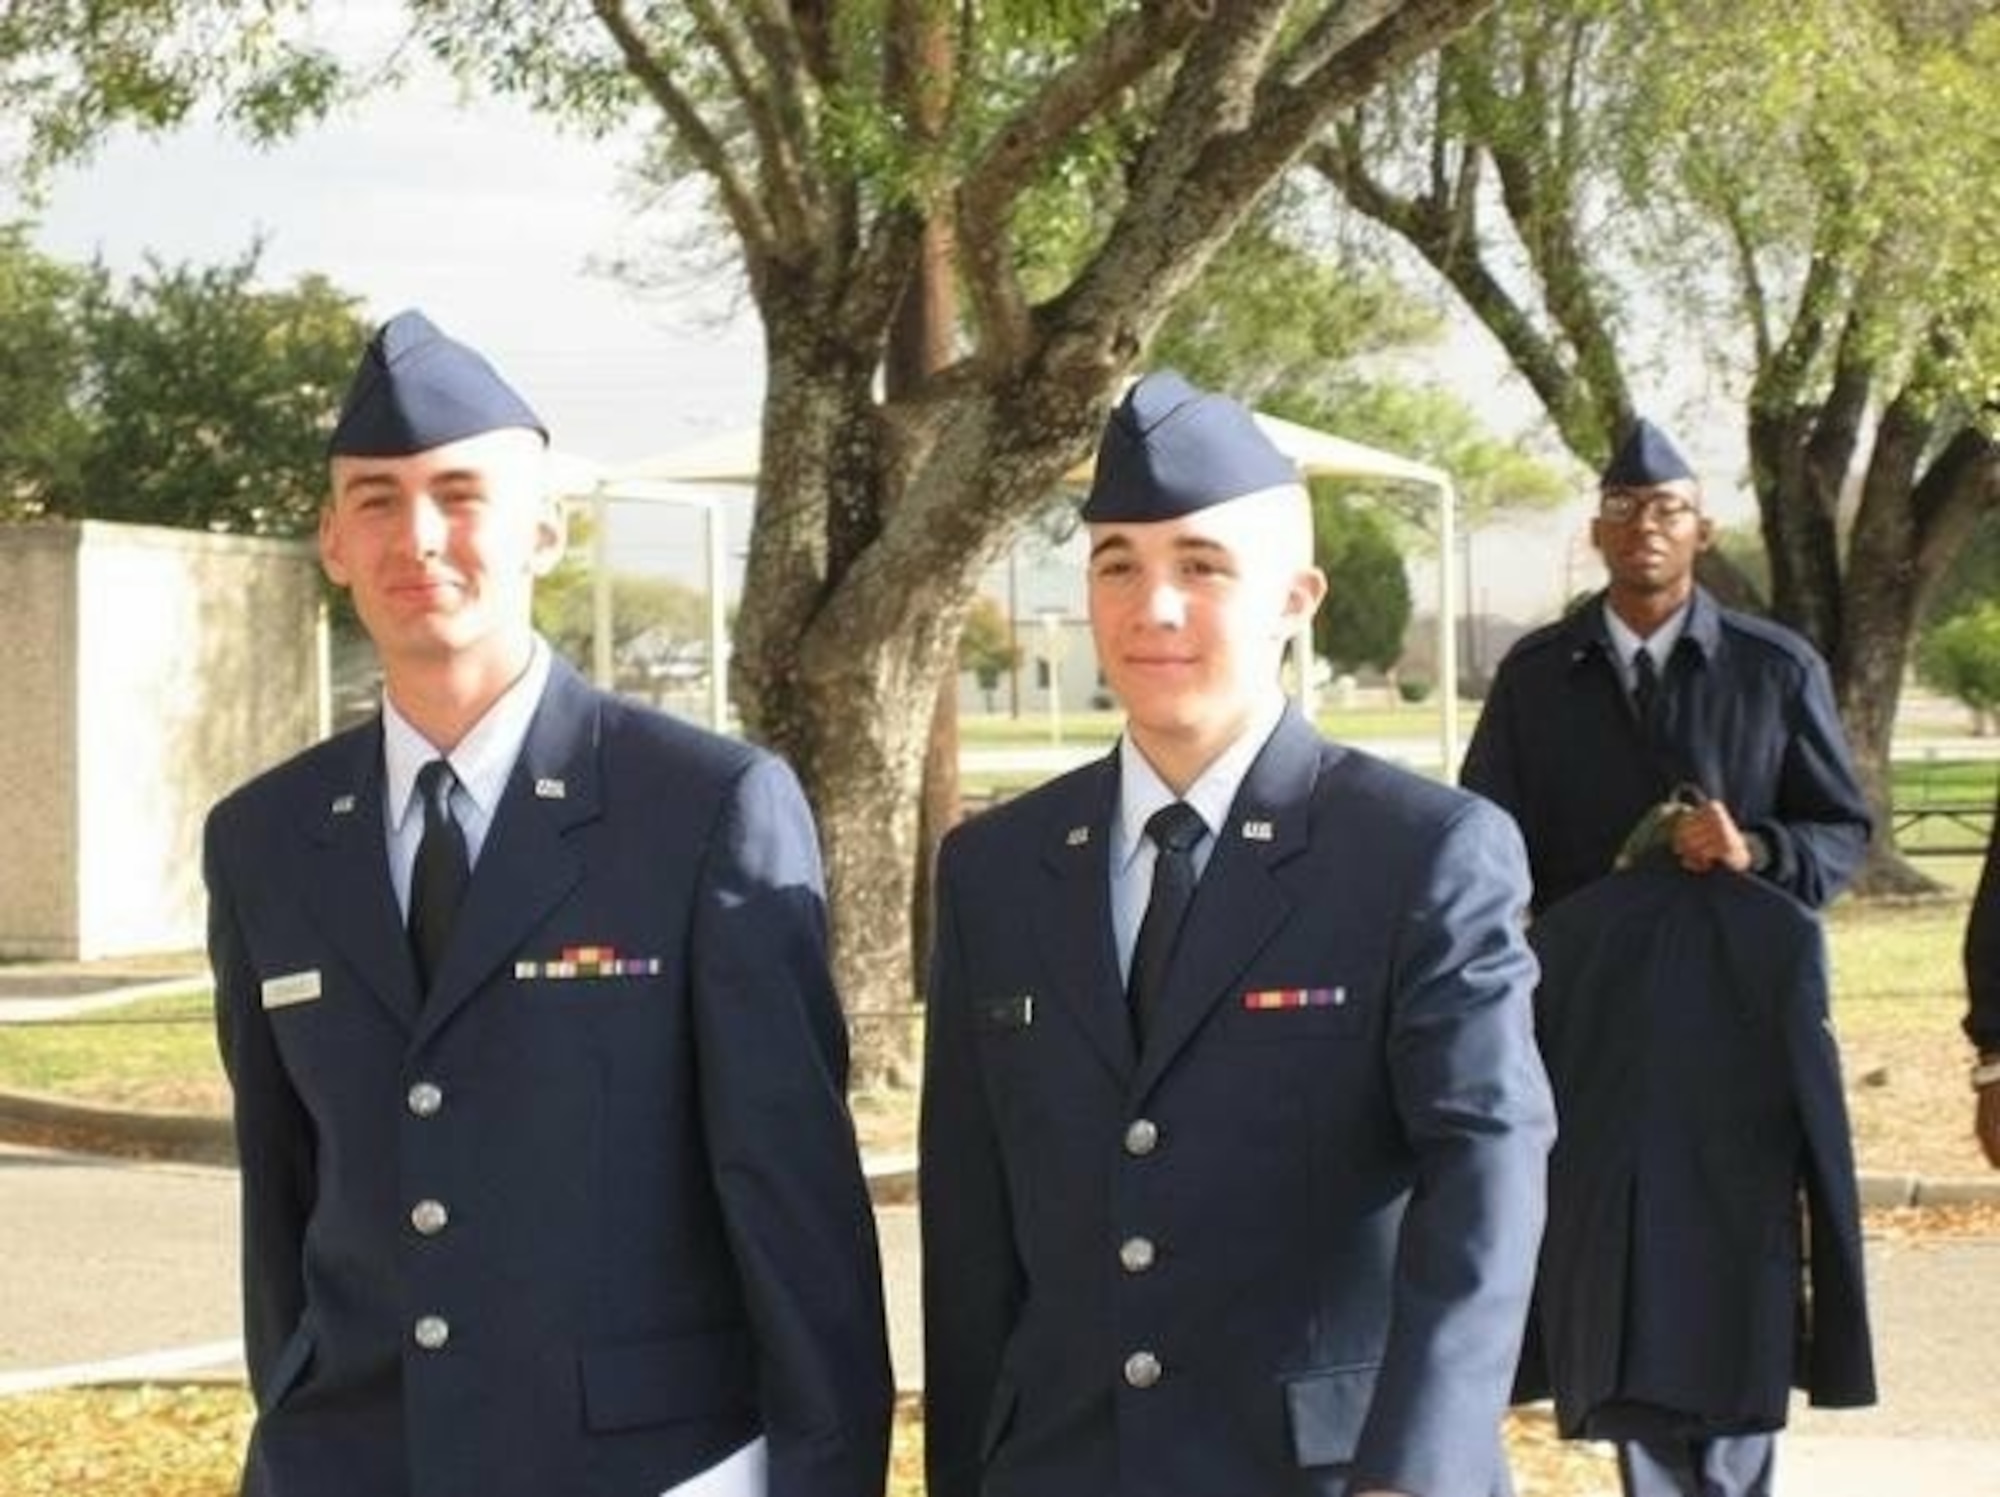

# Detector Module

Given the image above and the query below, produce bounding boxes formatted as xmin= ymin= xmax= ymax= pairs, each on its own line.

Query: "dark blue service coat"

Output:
xmin=1523 ymin=867 xmax=1876 ymax=1436
xmin=205 ymin=658 xmax=893 ymax=1497
xmin=1461 ymin=588 xmax=1870 ymax=913
xmin=920 ymin=711 xmax=1556 ymax=1497
xmin=1967 ymin=784 xmax=2000 ymax=1052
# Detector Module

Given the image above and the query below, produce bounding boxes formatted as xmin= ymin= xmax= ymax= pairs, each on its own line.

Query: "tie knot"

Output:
xmin=416 ymin=759 xmax=455 ymax=812
xmin=1145 ymin=801 xmax=1207 ymax=856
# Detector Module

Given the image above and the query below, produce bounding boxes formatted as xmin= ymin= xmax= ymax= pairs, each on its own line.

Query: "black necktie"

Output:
xmin=1632 ymin=648 xmax=1659 ymax=726
xmin=1127 ymin=801 xmax=1209 ymax=1046
xmin=408 ymin=759 xmax=468 ymax=992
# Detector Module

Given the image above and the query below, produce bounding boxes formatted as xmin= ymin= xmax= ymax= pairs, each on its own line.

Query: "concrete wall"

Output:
xmin=0 ymin=528 xmax=83 ymax=954
xmin=0 ymin=521 xmax=321 ymax=960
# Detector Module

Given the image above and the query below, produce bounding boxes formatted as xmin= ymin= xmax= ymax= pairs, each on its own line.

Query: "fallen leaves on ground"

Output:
xmin=1866 ymin=1200 xmax=2000 ymax=1240
xmin=0 ymin=1385 xmax=1625 ymax=1497
xmin=0 ymin=1385 xmax=252 ymax=1497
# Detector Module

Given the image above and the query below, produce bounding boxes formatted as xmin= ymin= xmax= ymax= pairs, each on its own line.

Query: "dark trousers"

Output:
xmin=1615 ymin=1432 xmax=1775 ymax=1497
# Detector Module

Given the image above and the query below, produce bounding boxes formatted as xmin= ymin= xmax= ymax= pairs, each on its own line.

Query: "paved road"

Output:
xmin=4 ymin=1147 xmax=1995 ymax=1494
xmin=0 ymin=1145 xmax=926 ymax=1395
xmin=0 ymin=1145 xmax=238 ymax=1388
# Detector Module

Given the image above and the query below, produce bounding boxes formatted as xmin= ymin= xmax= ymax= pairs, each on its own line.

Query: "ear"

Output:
xmin=1589 ymin=516 xmax=1607 ymax=557
xmin=1694 ymin=515 xmax=1716 ymax=552
xmin=319 ymin=504 xmax=352 ymax=588
xmin=1280 ymin=566 xmax=1328 ymax=631
xmin=528 ymin=495 xmax=568 ymax=579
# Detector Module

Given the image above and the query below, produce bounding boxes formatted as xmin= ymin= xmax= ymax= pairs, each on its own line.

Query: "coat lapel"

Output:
xmin=300 ymin=723 xmax=422 ymax=1029
xmin=1031 ymin=754 xmax=1135 ymax=1084
xmin=413 ymin=661 xmax=600 ymax=1044
xmin=1134 ymin=711 xmax=1323 ymax=1095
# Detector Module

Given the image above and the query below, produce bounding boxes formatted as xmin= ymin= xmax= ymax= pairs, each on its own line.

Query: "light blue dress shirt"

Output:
xmin=1109 ymin=692 xmax=1288 ymax=984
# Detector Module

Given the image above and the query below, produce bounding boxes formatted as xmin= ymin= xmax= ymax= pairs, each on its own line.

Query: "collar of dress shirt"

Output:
xmin=1601 ymin=597 xmax=1690 ymax=688
xmin=382 ymin=636 xmax=554 ymax=836
xmin=1113 ymin=690 xmax=1289 ymax=876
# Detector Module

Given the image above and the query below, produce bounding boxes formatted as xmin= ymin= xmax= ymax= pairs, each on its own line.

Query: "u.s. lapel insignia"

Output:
xmin=1065 ymin=825 xmax=1091 ymax=847
xmin=1240 ymin=818 xmax=1274 ymax=842
xmin=330 ymin=794 xmax=356 ymax=816
xmin=534 ymin=777 xmax=567 ymax=800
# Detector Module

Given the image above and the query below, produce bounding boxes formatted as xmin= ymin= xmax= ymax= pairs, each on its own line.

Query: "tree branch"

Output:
xmin=1311 ymin=112 xmax=1597 ymax=459
xmin=1052 ymin=0 xmax=1497 ymax=383
xmin=955 ymin=0 xmax=1207 ymax=363
xmin=1483 ymin=38 xmax=1629 ymax=446
xmin=588 ymin=0 xmax=777 ymax=264
xmin=684 ymin=0 xmax=818 ymax=250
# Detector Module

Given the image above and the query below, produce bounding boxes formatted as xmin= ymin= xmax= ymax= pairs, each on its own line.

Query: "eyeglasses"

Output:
xmin=1599 ymin=490 xmax=1700 ymax=525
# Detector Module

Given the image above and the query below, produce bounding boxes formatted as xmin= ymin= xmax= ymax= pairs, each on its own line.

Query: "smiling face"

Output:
xmin=1087 ymin=486 xmax=1326 ymax=789
xmin=1591 ymin=478 xmax=1712 ymax=620
xmin=320 ymin=427 xmax=564 ymax=710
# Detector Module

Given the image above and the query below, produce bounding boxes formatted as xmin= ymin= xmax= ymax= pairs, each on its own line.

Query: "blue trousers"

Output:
xmin=1615 ymin=1432 xmax=1775 ymax=1497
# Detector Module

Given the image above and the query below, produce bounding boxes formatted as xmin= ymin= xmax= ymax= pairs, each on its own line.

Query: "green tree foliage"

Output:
xmin=0 ymin=1 xmax=342 ymax=183
xmin=1310 ymin=494 xmax=1411 ymax=675
xmin=2 ymin=235 xmax=366 ymax=534
xmin=957 ymin=595 xmax=1021 ymax=710
xmin=1922 ymin=509 xmax=2000 ymax=627
xmin=69 ymin=248 xmax=367 ymax=534
xmin=1151 ymin=218 xmax=1442 ymax=407
xmin=0 ymin=227 xmax=91 ymax=515
xmin=536 ymin=563 xmax=716 ymax=678
xmin=1917 ymin=603 xmax=2000 ymax=730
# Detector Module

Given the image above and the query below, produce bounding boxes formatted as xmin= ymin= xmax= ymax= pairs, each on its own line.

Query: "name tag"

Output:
xmin=260 ymin=970 xmax=323 ymax=1009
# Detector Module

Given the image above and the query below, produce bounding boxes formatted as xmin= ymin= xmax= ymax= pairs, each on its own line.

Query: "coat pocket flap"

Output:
xmin=1283 ymin=1363 xmax=1378 ymax=1466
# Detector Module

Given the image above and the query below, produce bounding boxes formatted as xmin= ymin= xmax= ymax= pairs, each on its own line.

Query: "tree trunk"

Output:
xmin=1769 ymin=392 xmax=1939 ymax=897
xmin=734 ymin=302 xmax=1114 ymax=1084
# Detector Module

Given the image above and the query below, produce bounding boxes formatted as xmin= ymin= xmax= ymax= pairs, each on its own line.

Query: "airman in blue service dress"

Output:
xmin=205 ymin=311 xmax=892 ymax=1497
xmin=921 ymin=372 xmax=1556 ymax=1497
xmin=1967 ymin=785 xmax=2000 ymax=1166
xmin=1462 ymin=419 xmax=1875 ymax=1497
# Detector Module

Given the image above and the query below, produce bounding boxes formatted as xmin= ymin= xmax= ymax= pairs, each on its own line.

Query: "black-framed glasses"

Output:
xmin=1599 ymin=490 xmax=1700 ymax=525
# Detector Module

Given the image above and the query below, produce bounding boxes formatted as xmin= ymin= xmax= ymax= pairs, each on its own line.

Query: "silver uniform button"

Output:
xmin=1119 ymin=1236 xmax=1156 ymax=1274
xmin=412 ymin=1315 xmax=450 ymax=1351
xmin=407 ymin=1082 xmax=444 ymax=1118
xmin=410 ymin=1199 xmax=450 ymax=1236
xmin=1123 ymin=1118 xmax=1160 ymax=1157
xmin=1123 ymin=1350 xmax=1162 ymax=1388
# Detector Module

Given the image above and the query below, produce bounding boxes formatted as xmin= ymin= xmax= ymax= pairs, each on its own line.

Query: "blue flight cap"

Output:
xmin=328 ymin=309 xmax=546 ymax=457
xmin=1081 ymin=370 xmax=1299 ymax=522
xmin=1601 ymin=418 xmax=1694 ymax=488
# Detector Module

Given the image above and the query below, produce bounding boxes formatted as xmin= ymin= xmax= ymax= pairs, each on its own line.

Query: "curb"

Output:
xmin=0 ymin=1090 xmax=234 ymax=1168
xmin=1854 ymin=1169 xmax=2000 ymax=1208
xmin=0 ymin=1090 xmax=925 ymax=1204
xmin=5 ymin=1090 xmax=1995 ymax=1208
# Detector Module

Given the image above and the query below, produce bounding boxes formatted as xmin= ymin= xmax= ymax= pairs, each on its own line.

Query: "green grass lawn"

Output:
xmin=0 ymin=988 xmax=224 ymax=1112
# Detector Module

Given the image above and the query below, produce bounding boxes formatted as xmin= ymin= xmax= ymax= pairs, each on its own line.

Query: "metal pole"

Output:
xmin=591 ymin=485 xmax=614 ymax=690
xmin=703 ymin=495 xmax=728 ymax=732
xmin=1437 ymin=481 xmax=1461 ymax=776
